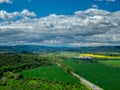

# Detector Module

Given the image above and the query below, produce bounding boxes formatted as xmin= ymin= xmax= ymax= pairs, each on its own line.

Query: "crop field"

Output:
xmin=79 ymin=54 xmax=120 ymax=59
xmin=62 ymin=59 xmax=120 ymax=90
xmin=99 ymin=60 xmax=120 ymax=67
xmin=21 ymin=65 xmax=78 ymax=84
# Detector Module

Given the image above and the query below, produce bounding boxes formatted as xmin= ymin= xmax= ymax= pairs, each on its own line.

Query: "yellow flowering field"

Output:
xmin=79 ymin=54 xmax=120 ymax=59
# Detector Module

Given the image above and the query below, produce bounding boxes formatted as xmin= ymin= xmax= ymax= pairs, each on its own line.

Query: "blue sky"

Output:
xmin=0 ymin=0 xmax=120 ymax=17
xmin=0 ymin=0 xmax=120 ymax=46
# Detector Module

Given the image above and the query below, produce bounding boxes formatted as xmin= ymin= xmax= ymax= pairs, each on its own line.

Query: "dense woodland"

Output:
xmin=0 ymin=53 xmax=52 ymax=77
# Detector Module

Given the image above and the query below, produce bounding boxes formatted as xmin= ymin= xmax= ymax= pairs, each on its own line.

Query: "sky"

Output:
xmin=0 ymin=0 xmax=120 ymax=46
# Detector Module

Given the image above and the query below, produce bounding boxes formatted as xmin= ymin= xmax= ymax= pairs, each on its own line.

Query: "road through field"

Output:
xmin=56 ymin=63 xmax=103 ymax=90
xmin=70 ymin=71 xmax=103 ymax=90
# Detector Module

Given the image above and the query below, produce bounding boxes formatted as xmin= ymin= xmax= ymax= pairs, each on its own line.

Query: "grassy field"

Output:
xmin=62 ymin=59 xmax=120 ymax=90
xmin=21 ymin=65 xmax=79 ymax=84
xmin=99 ymin=60 xmax=120 ymax=67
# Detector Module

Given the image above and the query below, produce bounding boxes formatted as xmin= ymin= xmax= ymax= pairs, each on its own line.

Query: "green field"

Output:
xmin=99 ymin=60 xmax=120 ymax=67
xmin=62 ymin=59 xmax=120 ymax=90
xmin=21 ymin=65 xmax=78 ymax=84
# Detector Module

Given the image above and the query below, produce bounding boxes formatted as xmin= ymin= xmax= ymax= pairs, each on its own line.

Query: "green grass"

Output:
xmin=63 ymin=59 xmax=120 ymax=90
xmin=99 ymin=60 xmax=120 ymax=67
xmin=21 ymin=65 xmax=78 ymax=84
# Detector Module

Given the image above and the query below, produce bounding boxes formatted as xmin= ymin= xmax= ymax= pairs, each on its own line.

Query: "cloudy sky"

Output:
xmin=0 ymin=0 xmax=120 ymax=46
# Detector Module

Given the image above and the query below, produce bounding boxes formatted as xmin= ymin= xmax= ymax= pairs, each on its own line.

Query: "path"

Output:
xmin=70 ymin=71 xmax=103 ymax=90
xmin=56 ymin=63 xmax=103 ymax=90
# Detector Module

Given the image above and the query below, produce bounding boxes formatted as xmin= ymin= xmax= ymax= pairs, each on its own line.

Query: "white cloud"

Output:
xmin=0 ymin=8 xmax=120 ymax=46
xmin=0 ymin=0 xmax=12 ymax=4
xmin=21 ymin=9 xmax=36 ymax=17
xmin=0 ymin=10 xmax=10 ymax=20
xmin=0 ymin=9 xmax=36 ymax=20
xmin=92 ymin=4 xmax=99 ymax=9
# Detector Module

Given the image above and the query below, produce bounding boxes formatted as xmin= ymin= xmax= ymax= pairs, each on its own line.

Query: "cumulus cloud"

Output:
xmin=21 ymin=9 xmax=36 ymax=17
xmin=92 ymin=4 xmax=99 ymax=9
xmin=0 ymin=9 xmax=36 ymax=20
xmin=0 ymin=0 xmax=12 ymax=4
xmin=0 ymin=8 xmax=120 ymax=46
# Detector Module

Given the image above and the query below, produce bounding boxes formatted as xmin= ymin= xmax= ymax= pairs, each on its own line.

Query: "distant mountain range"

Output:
xmin=0 ymin=45 xmax=119 ymax=53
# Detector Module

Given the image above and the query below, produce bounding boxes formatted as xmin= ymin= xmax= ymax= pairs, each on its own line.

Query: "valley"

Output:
xmin=0 ymin=46 xmax=120 ymax=90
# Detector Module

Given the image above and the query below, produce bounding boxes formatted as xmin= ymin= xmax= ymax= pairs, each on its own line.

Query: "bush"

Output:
xmin=3 ymin=72 xmax=23 ymax=79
